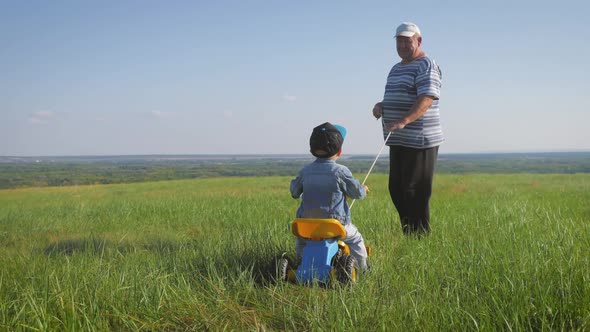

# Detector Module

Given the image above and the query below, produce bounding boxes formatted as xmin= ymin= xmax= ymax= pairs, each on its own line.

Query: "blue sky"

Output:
xmin=1 ymin=0 xmax=589 ymax=156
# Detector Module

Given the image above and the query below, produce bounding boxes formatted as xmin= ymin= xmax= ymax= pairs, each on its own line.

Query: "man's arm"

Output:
xmin=385 ymin=95 xmax=434 ymax=132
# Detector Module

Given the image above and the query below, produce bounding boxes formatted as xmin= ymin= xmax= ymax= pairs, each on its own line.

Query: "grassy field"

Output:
xmin=0 ymin=173 xmax=588 ymax=331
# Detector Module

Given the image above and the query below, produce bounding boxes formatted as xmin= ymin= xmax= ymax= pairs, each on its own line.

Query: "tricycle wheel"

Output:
xmin=273 ymin=253 xmax=295 ymax=282
xmin=337 ymin=255 xmax=358 ymax=285
xmin=330 ymin=248 xmax=343 ymax=267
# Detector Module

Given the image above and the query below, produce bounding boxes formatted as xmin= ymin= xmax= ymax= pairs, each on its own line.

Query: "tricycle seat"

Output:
xmin=291 ymin=218 xmax=346 ymax=240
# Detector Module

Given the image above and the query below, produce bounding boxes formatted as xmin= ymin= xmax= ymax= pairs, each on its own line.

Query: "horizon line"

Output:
xmin=2 ymin=150 xmax=590 ymax=159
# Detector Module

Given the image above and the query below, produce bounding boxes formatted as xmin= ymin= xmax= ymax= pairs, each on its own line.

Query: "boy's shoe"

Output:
xmin=360 ymin=262 xmax=371 ymax=274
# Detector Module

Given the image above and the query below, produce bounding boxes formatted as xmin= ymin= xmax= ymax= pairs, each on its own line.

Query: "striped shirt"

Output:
xmin=382 ymin=56 xmax=444 ymax=148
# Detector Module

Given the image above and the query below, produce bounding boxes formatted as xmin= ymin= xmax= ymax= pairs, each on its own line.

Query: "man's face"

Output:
xmin=396 ymin=35 xmax=421 ymax=61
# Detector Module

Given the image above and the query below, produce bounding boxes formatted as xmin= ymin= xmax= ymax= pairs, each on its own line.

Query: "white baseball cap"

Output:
xmin=395 ymin=22 xmax=421 ymax=37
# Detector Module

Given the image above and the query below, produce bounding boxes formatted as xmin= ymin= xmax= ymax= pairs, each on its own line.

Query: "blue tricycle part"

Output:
xmin=296 ymin=239 xmax=339 ymax=283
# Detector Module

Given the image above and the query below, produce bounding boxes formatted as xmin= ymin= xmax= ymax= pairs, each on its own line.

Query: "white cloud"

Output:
xmin=28 ymin=117 xmax=45 ymax=124
xmin=34 ymin=111 xmax=55 ymax=117
xmin=28 ymin=110 xmax=55 ymax=124
xmin=150 ymin=110 xmax=174 ymax=119
xmin=283 ymin=94 xmax=297 ymax=102
xmin=223 ymin=111 xmax=233 ymax=119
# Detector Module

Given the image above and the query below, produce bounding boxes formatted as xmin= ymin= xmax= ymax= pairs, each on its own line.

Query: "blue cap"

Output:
xmin=310 ymin=122 xmax=345 ymax=158
xmin=333 ymin=124 xmax=347 ymax=139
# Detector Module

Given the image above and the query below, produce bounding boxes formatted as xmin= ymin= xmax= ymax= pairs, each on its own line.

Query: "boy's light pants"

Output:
xmin=295 ymin=223 xmax=368 ymax=271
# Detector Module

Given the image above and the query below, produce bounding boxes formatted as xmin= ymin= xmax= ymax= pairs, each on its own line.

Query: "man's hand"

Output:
xmin=363 ymin=185 xmax=370 ymax=194
xmin=372 ymin=102 xmax=383 ymax=119
xmin=385 ymin=119 xmax=408 ymax=132
xmin=384 ymin=95 xmax=434 ymax=132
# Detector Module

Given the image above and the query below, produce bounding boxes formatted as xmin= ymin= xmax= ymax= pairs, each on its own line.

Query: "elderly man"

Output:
xmin=372 ymin=22 xmax=443 ymax=236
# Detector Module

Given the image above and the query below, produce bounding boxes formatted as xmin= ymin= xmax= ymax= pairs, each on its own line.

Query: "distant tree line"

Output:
xmin=1 ymin=153 xmax=589 ymax=189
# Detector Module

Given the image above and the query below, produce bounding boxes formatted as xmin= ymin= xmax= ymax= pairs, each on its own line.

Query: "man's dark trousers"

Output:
xmin=388 ymin=145 xmax=439 ymax=235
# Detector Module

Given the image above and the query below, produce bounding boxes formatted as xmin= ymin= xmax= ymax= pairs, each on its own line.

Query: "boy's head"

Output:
xmin=309 ymin=122 xmax=347 ymax=158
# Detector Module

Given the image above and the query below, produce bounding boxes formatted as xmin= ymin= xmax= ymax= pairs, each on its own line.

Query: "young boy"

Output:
xmin=290 ymin=122 xmax=369 ymax=271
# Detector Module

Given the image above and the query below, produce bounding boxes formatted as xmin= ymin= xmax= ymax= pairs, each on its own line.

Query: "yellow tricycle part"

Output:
xmin=287 ymin=269 xmax=297 ymax=282
xmin=291 ymin=218 xmax=347 ymax=240
xmin=338 ymin=240 xmax=350 ymax=255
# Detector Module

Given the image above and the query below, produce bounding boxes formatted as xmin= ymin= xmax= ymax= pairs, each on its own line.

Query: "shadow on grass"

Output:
xmin=44 ymin=236 xmax=114 ymax=256
xmin=189 ymin=246 xmax=295 ymax=287
xmin=43 ymin=236 xmax=186 ymax=256
xmin=42 ymin=236 xmax=293 ymax=287
xmin=239 ymin=248 xmax=294 ymax=286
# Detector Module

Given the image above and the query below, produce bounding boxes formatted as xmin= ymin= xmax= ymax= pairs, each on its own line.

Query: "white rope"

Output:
xmin=349 ymin=131 xmax=392 ymax=209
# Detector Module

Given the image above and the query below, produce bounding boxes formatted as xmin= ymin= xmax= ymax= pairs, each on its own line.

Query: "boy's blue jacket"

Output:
xmin=290 ymin=158 xmax=366 ymax=225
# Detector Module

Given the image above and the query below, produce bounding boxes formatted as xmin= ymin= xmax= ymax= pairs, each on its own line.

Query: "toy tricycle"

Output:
xmin=275 ymin=218 xmax=369 ymax=285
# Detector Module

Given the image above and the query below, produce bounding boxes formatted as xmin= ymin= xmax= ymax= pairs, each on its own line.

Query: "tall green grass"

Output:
xmin=0 ymin=174 xmax=588 ymax=331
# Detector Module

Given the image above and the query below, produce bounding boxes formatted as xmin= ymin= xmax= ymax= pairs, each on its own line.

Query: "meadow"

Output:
xmin=0 ymin=173 xmax=588 ymax=331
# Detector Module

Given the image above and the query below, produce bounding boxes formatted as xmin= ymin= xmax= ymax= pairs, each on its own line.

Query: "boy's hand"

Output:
xmin=363 ymin=185 xmax=370 ymax=194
